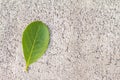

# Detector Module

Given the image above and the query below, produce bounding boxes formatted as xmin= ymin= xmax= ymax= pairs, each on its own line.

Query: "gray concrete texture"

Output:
xmin=0 ymin=0 xmax=120 ymax=80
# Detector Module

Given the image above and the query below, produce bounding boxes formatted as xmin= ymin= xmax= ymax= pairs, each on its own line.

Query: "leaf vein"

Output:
xmin=26 ymin=28 xmax=39 ymax=67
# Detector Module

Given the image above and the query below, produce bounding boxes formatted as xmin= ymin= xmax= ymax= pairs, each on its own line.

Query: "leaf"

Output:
xmin=22 ymin=21 xmax=50 ymax=71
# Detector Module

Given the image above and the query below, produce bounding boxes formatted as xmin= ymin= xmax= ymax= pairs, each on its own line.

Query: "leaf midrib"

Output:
xmin=26 ymin=28 xmax=39 ymax=67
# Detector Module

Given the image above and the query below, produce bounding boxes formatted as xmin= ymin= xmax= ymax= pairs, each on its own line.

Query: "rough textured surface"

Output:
xmin=0 ymin=0 xmax=120 ymax=80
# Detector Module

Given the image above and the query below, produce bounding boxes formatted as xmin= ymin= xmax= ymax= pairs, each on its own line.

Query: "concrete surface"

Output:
xmin=0 ymin=0 xmax=120 ymax=80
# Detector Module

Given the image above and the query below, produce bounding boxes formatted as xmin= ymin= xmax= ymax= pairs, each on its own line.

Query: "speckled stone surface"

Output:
xmin=0 ymin=0 xmax=120 ymax=80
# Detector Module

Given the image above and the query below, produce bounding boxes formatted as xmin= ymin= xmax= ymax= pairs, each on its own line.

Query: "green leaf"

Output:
xmin=22 ymin=21 xmax=50 ymax=71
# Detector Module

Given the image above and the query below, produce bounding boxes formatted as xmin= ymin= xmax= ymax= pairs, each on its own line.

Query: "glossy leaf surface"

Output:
xmin=22 ymin=21 xmax=50 ymax=71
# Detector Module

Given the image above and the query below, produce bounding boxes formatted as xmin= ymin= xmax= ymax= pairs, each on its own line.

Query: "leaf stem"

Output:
xmin=25 ymin=65 xmax=28 ymax=72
